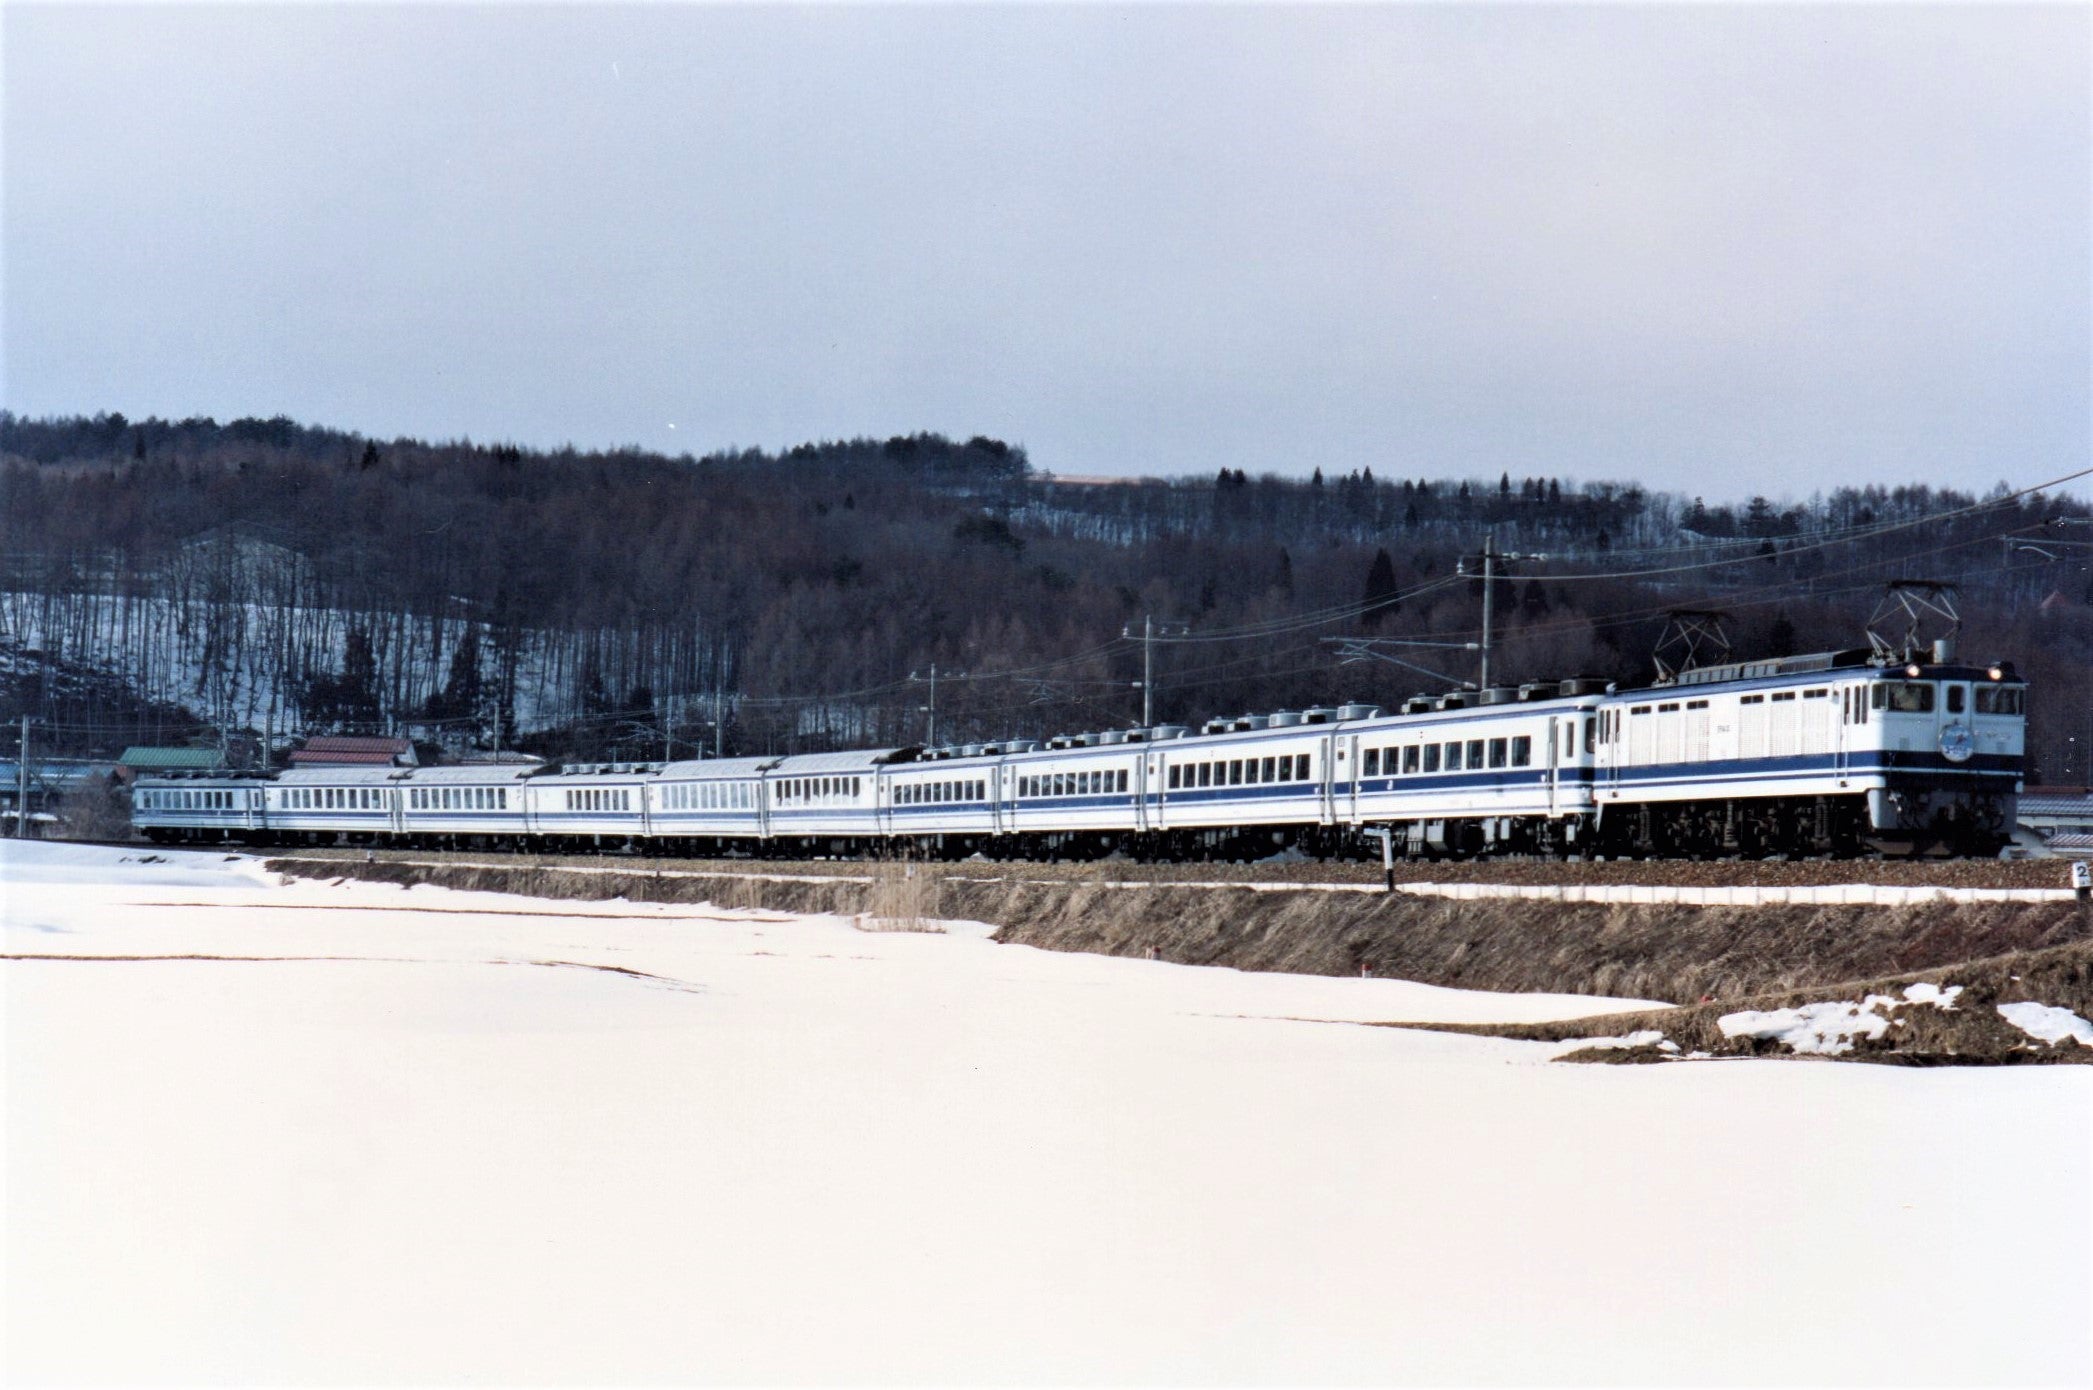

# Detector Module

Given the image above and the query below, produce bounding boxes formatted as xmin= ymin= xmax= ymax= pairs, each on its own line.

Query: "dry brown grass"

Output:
xmin=1410 ymin=938 xmax=2093 ymax=1066
xmin=859 ymin=858 xmax=944 ymax=932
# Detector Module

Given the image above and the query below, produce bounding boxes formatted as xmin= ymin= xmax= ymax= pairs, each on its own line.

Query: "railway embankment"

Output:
xmin=267 ymin=852 xmax=2092 ymax=1021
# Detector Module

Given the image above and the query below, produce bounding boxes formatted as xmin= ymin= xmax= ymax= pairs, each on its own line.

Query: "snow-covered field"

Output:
xmin=5 ymin=843 xmax=2089 ymax=1386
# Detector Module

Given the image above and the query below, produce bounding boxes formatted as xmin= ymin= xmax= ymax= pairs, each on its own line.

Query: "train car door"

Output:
xmin=990 ymin=766 xmax=1009 ymax=836
xmin=1319 ymin=736 xmax=1337 ymax=826
xmin=1134 ymin=754 xmax=1150 ymax=834
xmin=1546 ymin=717 xmax=1560 ymax=818
xmin=389 ymin=786 xmax=406 ymax=835
xmin=1340 ymin=734 xmax=1360 ymax=825
xmin=1834 ymin=686 xmax=1851 ymax=786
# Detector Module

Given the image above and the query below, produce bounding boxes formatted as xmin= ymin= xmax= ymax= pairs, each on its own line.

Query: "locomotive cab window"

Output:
xmin=1974 ymin=685 xmax=2024 ymax=715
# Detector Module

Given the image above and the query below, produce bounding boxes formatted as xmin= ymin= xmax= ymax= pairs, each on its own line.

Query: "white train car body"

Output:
xmin=651 ymin=756 xmax=771 ymax=846
xmin=133 ymin=775 xmax=268 ymax=841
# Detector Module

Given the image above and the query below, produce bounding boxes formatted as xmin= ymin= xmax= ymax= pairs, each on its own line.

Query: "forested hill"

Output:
xmin=3 ymin=410 xmax=2089 ymax=782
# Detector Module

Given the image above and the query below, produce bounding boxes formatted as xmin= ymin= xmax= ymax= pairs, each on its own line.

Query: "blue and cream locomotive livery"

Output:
xmin=134 ymin=643 xmax=2026 ymax=860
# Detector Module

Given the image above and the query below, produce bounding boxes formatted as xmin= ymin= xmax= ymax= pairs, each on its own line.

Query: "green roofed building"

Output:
xmin=118 ymin=747 xmax=228 ymax=777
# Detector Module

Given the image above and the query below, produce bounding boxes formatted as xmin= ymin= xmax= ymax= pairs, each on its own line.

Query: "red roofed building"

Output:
xmin=289 ymin=736 xmax=418 ymax=768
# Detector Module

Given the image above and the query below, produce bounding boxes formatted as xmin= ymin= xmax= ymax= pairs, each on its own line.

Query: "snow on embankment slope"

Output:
xmin=6 ymin=842 xmax=2091 ymax=1386
xmin=276 ymin=852 xmax=2085 ymax=1015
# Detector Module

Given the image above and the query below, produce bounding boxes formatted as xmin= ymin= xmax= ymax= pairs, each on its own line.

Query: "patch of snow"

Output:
xmin=1901 ymin=982 xmax=1964 ymax=1009
xmin=1719 ymin=1000 xmax=1892 ymax=1055
xmin=1549 ymin=1029 xmax=1679 ymax=1058
xmin=1719 ymin=984 xmax=1966 ymax=1055
xmin=1997 ymin=1002 xmax=2093 ymax=1048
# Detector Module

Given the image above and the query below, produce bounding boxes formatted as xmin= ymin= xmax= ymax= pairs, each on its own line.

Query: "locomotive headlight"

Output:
xmin=1905 ymin=663 xmax=1922 ymax=678
xmin=1987 ymin=665 xmax=2003 ymax=681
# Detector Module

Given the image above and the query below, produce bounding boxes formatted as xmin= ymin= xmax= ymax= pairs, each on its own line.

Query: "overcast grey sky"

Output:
xmin=4 ymin=3 xmax=2087 ymax=499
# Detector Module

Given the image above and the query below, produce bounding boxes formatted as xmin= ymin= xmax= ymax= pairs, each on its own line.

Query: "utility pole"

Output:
xmin=16 ymin=715 xmax=29 ymax=839
xmin=1458 ymin=532 xmax=1544 ymax=692
xmin=908 ymin=662 xmax=966 ymax=747
xmin=1122 ymin=616 xmax=1188 ymax=727
xmin=1140 ymin=617 xmax=1153 ymax=727
xmin=1479 ymin=532 xmax=1496 ymax=690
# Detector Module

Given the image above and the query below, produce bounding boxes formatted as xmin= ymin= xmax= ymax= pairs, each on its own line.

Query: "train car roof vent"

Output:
xmin=1557 ymin=677 xmax=1610 ymax=697
xmin=1202 ymin=718 xmax=1234 ymax=735
xmin=1335 ymin=703 xmax=1384 ymax=721
xmin=1401 ymin=697 xmax=1435 ymax=715
xmin=1093 ymin=730 xmax=1128 ymax=745
xmin=1476 ymin=687 xmax=1517 ymax=706
xmin=1264 ymin=710 xmax=1304 ymax=728
xmin=1437 ymin=693 xmax=1468 ymax=711
xmin=1301 ymin=706 xmax=1338 ymax=724
xmin=1148 ymin=725 xmax=1190 ymax=741
xmin=1231 ymin=714 xmax=1271 ymax=731
xmin=1046 ymin=735 xmax=1078 ymax=750
xmin=960 ymin=744 xmax=985 ymax=757
xmin=1003 ymin=739 xmax=1042 ymax=753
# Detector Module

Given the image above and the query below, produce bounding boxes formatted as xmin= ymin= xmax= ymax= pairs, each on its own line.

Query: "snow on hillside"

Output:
xmin=1 ymin=592 xmax=580 ymax=736
xmin=5 ymin=842 xmax=2089 ymax=1386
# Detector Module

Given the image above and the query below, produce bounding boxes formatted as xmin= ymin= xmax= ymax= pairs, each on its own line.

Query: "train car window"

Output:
xmin=1260 ymin=757 xmax=1276 ymax=782
xmin=1946 ymin=685 xmax=1965 ymax=714
xmin=1687 ymin=700 xmax=1708 ymax=711
xmin=1511 ymin=736 xmax=1531 ymax=766
xmin=1420 ymin=745 xmax=1438 ymax=773
xmin=1584 ymin=716 xmax=1596 ymax=750
xmin=1771 ymin=692 xmax=1796 ymax=703
xmin=1658 ymin=702 xmax=1679 ymax=713
xmin=1886 ymin=683 xmax=1934 ymax=712
xmin=1441 ymin=742 xmax=1460 ymax=771
xmin=1488 ymin=738 xmax=1509 ymax=769
xmin=1741 ymin=694 xmax=1763 ymax=705
xmin=1467 ymin=739 xmax=1487 ymax=768
xmin=1224 ymin=760 xmax=1238 ymax=785
xmin=1294 ymin=754 xmax=1311 ymax=780
xmin=1195 ymin=764 xmax=1209 ymax=788
xmin=1362 ymin=749 xmax=1380 ymax=776
xmin=1804 ymin=689 xmax=1827 ymax=700
xmin=1167 ymin=767 xmax=1180 ymax=789
xmin=1117 ymin=770 xmax=1130 ymax=792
